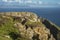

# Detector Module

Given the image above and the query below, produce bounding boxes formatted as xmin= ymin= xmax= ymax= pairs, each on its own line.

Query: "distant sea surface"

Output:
xmin=0 ymin=7 xmax=60 ymax=26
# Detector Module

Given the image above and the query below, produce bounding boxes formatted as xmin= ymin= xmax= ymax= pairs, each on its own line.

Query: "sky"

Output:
xmin=0 ymin=0 xmax=60 ymax=8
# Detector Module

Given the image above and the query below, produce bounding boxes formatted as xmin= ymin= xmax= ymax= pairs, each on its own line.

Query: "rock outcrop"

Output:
xmin=0 ymin=12 xmax=60 ymax=40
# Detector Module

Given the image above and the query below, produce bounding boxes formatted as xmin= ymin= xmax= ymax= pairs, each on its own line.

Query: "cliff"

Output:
xmin=0 ymin=12 xmax=60 ymax=40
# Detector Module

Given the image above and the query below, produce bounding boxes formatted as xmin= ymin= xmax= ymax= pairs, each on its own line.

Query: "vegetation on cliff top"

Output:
xmin=0 ymin=12 xmax=60 ymax=40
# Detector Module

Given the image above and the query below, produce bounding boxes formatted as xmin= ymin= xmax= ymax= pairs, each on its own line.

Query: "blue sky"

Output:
xmin=0 ymin=0 xmax=60 ymax=8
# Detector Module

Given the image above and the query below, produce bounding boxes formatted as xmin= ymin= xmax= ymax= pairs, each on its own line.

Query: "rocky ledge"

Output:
xmin=0 ymin=12 xmax=60 ymax=40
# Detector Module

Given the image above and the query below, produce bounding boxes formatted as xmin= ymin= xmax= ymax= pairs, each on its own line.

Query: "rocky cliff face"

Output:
xmin=0 ymin=12 xmax=60 ymax=40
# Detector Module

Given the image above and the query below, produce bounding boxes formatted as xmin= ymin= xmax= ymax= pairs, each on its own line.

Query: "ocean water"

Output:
xmin=0 ymin=7 xmax=60 ymax=26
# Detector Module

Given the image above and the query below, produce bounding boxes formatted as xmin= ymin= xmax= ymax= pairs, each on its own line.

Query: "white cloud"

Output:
xmin=39 ymin=1 xmax=43 ymax=4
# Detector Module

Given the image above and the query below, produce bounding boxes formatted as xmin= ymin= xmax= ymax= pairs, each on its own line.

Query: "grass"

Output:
xmin=0 ymin=16 xmax=20 ymax=40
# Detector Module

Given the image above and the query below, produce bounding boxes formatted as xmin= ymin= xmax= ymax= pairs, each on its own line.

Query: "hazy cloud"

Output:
xmin=58 ymin=2 xmax=60 ymax=4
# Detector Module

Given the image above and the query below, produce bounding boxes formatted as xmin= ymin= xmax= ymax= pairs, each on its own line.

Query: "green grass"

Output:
xmin=0 ymin=17 xmax=20 ymax=40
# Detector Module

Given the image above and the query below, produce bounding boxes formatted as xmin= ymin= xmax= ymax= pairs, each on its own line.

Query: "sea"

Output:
xmin=0 ymin=7 xmax=60 ymax=26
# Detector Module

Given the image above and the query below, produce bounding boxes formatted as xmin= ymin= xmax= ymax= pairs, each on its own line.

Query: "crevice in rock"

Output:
xmin=25 ymin=25 xmax=29 ymax=29
xmin=13 ymin=17 xmax=20 ymax=21
xmin=32 ymin=34 xmax=40 ymax=40
xmin=25 ymin=25 xmax=33 ymax=29
xmin=21 ymin=19 xmax=27 ymax=25
xmin=48 ymin=34 xmax=51 ymax=40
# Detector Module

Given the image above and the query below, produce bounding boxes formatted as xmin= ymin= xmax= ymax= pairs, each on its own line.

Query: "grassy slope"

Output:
xmin=0 ymin=16 xmax=19 ymax=40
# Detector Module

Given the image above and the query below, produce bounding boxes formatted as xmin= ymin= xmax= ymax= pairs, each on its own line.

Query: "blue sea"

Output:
xmin=0 ymin=7 xmax=60 ymax=26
